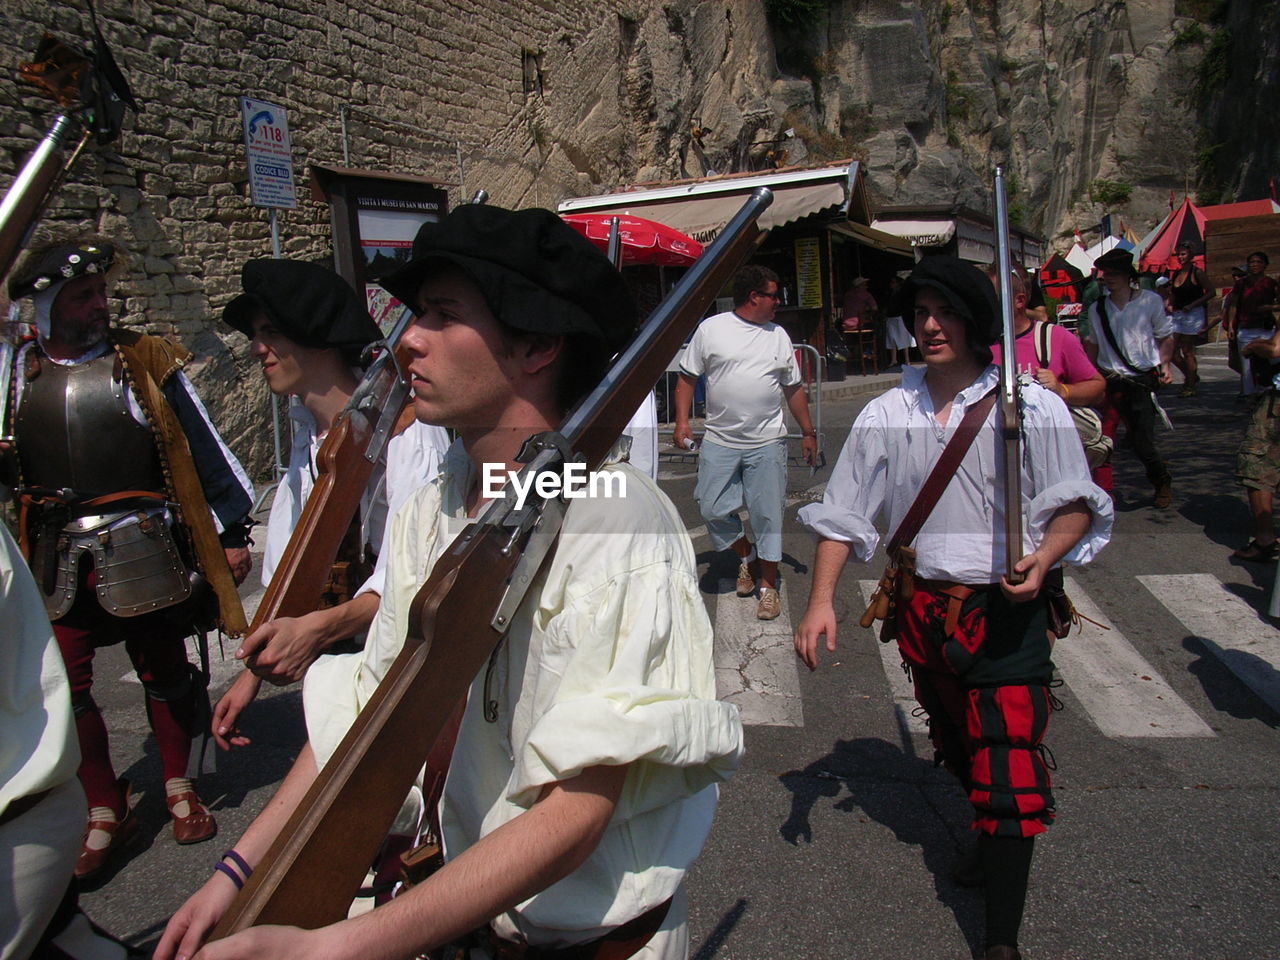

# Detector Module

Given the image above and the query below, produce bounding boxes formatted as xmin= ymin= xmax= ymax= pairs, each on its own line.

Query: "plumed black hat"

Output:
xmin=9 ymin=241 xmax=116 ymax=300
xmin=378 ymin=204 xmax=636 ymax=352
xmin=895 ymin=255 xmax=1002 ymax=345
xmin=223 ymin=259 xmax=380 ymax=354
xmin=1093 ymin=247 xmax=1138 ymax=278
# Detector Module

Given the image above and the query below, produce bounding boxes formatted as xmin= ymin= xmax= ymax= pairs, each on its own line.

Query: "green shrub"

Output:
xmin=1175 ymin=0 xmax=1228 ymax=23
xmin=1172 ymin=22 xmax=1208 ymax=48
xmin=1089 ymin=179 xmax=1133 ymax=206
xmin=765 ymin=0 xmax=833 ymax=28
xmin=1201 ymin=27 xmax=1231 ymax=92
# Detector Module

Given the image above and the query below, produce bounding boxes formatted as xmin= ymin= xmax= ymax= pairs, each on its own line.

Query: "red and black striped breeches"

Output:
xmin=897 ymin=581 xmax=1057 ymax=838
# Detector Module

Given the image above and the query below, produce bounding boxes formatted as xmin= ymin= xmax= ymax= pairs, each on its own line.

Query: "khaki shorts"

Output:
xmin=1236 ymin=391 xmax=1280 ymax=491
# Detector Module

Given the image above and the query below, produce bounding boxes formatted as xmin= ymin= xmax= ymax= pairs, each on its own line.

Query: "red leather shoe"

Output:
xmin=75 ymin=799 xmax=139 ymax=880
xmin=167 ymin=788 xmax=218 ymax=845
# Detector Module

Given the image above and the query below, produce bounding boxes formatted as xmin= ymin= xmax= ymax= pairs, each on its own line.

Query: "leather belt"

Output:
xmin=908 ymin=577 xmax=997 ymax=636
xmin=467 ymin=897 xmax=672 ymax=960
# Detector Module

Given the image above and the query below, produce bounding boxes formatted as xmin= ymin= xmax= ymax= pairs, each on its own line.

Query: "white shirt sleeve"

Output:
xmin=796 ymin=401 xmax=888 ymax=559
xmin=678 ymin=323 xmax=706 ymax=378
xmin=779 ymin=327 xmax=802 ymax=388
xmin=1021 ymin=387 xmax=1114 ymax=565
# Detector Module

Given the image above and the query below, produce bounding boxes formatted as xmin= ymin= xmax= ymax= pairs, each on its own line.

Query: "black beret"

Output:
xmin=895 ymin=255 xmax=1002 ymax=345
xmin=379 ymin=204 xmax=636 ymax=352
xmin=9 ymin=241 xmax=115 ymax=299
xmin=223 ymin=259 xmax=380 ymax=354
xmin=1093 ymin=248 xmax=1138 ymax=277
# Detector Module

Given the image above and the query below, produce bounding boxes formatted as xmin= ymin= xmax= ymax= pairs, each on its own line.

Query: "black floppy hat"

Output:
xmin=378 ymin=204 xmax=637 ymax=353
xmin=9 ymin=241 xmax=116 ymax=299
xmin=1093 ymin=248 xmax=1138 ymax=278
xmin=223 ymin=259 xmax=380 ymax=354
xmin=894 ymin=255 xmax=1001 ymax=345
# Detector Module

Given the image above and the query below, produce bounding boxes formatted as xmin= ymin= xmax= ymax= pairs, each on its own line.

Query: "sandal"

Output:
xmin=1232 ymin=539 xmax=1280 ymax=562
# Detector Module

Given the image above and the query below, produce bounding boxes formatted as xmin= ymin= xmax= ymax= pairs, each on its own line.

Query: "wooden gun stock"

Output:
xmin=212 ymin=189 xmax=772 ymax=935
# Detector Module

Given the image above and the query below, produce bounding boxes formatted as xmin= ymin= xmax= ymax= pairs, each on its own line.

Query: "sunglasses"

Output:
xmin=755 ymin=290 xmax=781 ymax=301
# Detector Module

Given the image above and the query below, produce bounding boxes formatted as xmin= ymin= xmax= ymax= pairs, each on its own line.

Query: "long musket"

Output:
xmin=212 ymin=187 xmax=773 ymax=934
xmin=994 ymin=166 xmax=1025 ymax=584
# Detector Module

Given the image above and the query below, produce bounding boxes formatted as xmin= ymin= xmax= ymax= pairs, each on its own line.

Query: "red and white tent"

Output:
xmin=1136 ymin=198 xmax=1280 ymax=273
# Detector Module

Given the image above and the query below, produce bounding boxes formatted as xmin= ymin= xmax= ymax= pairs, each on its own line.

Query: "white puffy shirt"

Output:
xmin=1084 ymin=288 xmax=1173 ymax=375
xmin=798 ymin=365 xmax=1113 ymax=583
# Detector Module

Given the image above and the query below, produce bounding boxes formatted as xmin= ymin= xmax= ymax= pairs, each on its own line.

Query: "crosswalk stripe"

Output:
xmin=857 ymin=581 xmax=929 ymax=736
xmin=1138 ymin=573 xmax=1280 ymax=717
xmin=1056 ymin=578 xmax=1215 ymax=738
xmin=713 ymin=578 xmax=804 ymax=727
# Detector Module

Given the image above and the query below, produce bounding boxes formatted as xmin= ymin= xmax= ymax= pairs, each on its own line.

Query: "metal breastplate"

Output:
xmin=16 ymin=351 xmax=165 ymax=497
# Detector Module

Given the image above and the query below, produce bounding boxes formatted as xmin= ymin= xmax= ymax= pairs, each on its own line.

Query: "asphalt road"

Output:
xmin=79 ymin=341 xmax=1280 ymax=959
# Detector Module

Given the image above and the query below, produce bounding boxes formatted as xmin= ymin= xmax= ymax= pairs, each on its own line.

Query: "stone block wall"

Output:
xmin=0 ymin=0 xmax=772 ymax=477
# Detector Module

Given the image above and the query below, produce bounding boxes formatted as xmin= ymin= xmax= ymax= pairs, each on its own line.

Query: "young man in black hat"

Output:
xmin=4 ymin=238 xmax=256 ymax=879
xmin=157 ymin=206 xmax=742 ymax=960
xmin=1082 ymin=247 xmax=1175 ymax=505
xmin=209 ymin=259 xmax=449 ymax=750
xmin=793 ymin=256 xmax=1112 ymax=960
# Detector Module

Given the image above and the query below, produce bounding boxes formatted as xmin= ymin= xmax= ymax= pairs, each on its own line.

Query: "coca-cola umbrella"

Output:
xmin=560 ymin=213 xmax=703 ymax=267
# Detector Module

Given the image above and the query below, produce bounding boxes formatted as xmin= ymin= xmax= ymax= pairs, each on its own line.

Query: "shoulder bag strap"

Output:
xmin=886 ymin=387 xmax=997 ymax=556
xmin=1033 ymin=321 xmax=1052 ymax=369
xmin=1096 ymin=296 xmax=1144 ymax=375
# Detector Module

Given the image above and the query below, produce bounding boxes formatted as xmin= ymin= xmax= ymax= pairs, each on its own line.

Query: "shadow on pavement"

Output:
xmin=1182 ymin=635 xmax=1280 ymax=729
xmin=696 ymin=547 xmax=807 ymax=596
xmin=776 ymin=737 xmax=983 ymax=956
xmin=691 ymin=897 xmax=749 ymax=960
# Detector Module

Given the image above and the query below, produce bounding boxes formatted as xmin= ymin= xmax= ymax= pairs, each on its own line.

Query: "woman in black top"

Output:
xmin=1168 ymin=241 xmax=1214 ymax=397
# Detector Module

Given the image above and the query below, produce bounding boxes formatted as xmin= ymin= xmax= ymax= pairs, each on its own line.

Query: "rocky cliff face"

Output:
xmin=529 ymin=0 xmax=1234 ymax=243
xmin=1202 ymin=0 xmax=1279 ymax=205
xmin=752 ymin=0 xmax=1222 ymax=242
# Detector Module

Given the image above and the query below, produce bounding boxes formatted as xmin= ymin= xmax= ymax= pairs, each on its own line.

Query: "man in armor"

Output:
xmin=4 ymin=239 xmax=255 ymax=880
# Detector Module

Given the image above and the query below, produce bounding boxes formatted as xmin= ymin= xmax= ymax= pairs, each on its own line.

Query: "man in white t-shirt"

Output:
xmin=673 ymin=265 xmax=817 ymax=620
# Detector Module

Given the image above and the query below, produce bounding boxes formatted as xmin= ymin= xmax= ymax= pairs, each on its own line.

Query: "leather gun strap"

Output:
xmin=885 ymin=387 xmax=997 ymax=558
xmin=421 ymin=701 xmax=466 ymax=843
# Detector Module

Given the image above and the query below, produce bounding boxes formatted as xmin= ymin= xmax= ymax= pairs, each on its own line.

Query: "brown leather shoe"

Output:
xmin=75 ymin=805 xmax=139 ymax=880
xmin=1153 ymin=479 xmax=1173 ymax=508
xmin=735 ymin=561 xmax=756 ymax=597
xmin=167 ymin=788 xmax=218 ymax=845
xmin=984 ymin=947 xmax=1021 ymax=960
